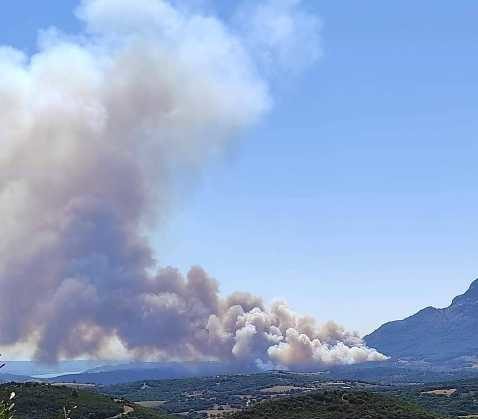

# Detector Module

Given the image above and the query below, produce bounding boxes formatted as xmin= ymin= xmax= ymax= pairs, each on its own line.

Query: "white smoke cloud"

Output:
xmin=0 ymin=0 xmax=386 ymax=367
xmin=207 ymin=301 xmax=385 ymax=368
xmin=234 ymin=0 xmax=322 ymax=74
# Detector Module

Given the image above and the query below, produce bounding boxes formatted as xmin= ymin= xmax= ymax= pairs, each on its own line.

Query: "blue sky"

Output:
xmin=2 ymin=1 xmax=477 ymax=335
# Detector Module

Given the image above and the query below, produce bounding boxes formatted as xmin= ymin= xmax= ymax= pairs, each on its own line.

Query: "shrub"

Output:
xmin=0 ymin=361 xmax=14 ymax=419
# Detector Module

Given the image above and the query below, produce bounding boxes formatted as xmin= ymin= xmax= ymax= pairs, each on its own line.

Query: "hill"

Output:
xmin=49 ymin=362 xmax=259 ymax=385
xmin=103 ymin=371 xmax=384 ymax=417
xmin=229 ymin=390 xmax=443 ymax=419
xmin=103 ymin=372 xmax=331 ymax=415
xmin=103 ymin=370 xmax=478 ymax=417
xmin=365 ymin=278 xmax=478 ymax=362
xmin=327 ymin=361 xmax=478 ymax=385
xmin=0 ymin=383 xmax=171 ymax=419
xmin=384 ymin=378 xmax=478 ymax=417
xmin=0 ymin=374 xmax=34 ymax=384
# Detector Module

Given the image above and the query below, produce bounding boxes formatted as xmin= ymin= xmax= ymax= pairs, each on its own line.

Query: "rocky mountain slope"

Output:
xmin=365 ymin=279 xmax=478 ymax=362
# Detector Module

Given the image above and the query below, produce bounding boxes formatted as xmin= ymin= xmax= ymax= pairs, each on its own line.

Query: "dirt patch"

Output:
xmin=123 ymin=406 xmax=134 ymax=414
xmin=421 ymin=388 xmax=457 ymax=396
xmin=260 ymin=385 xmax=306 ymax=394
xmin=106 ymin=404 xmax=135 ymax=419
xmin=206 ymin=407 xmax=240 ymax=418
xmin=135 ymin=401 xmax=167 ymax=408
xmin=52 ymin=382 xmax=96 ymax=389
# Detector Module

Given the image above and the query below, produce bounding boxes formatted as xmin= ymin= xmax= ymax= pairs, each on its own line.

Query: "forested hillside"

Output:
xmin=0 ymin=383 xmax=171 ymax=419
xmin=230 ymin=391 xmax=443 ymax=419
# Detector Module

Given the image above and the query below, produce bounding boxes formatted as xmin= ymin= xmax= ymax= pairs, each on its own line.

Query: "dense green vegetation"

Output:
xmin=0 ymin=383 xmax=120 ymax=419
xmin=105 ymin=371 xmax=322 ymax=399
xmin=8 ymin=372 xmax=478 ymax=419
xmin=229 ymin=390 xmax=444 ymax=419
xmin=328 ymin=363 xmax=478 ymax=385
xmin=0 ymin=397 xmax=13 ymax=419
xmin=126 ymin=405 xmax=174 ymax=419
xmin=103 ymin=371 xmax=345 ymax=414
xmin=383 ymin=379 xmax=478 ymax=417
xmin=0 ymin=383 xmax=170 ymax=419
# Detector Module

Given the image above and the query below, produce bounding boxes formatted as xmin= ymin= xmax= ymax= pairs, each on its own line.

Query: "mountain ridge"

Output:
xmin=365 ymin=278 xmax=478 ymax=362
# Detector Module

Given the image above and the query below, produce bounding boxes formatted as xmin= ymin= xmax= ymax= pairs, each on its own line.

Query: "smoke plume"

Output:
xmin=0 ymin=0 xmax=386 ymax=367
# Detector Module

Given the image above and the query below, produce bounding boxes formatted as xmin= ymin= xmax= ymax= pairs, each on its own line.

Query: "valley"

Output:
xmin=1 ymin=0 xmax=475 ymax=417
xmin=102 ymin=371 xmax=377 ymax=417
xmin=8 ymin=372 xmax=478 ymax=419
xmin=104 ymin=374 xmax=478 ymax=418
xmin=5 ymin=280 xmax=478 ymax=418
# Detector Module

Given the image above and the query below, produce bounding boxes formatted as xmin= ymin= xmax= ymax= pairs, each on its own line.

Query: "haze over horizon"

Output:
xmin=0 ymin=0 xmax=477 ymax=365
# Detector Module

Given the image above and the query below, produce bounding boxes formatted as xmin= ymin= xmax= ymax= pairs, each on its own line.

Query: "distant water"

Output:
xmin=0 ymin=360 xmax=108 ymax=377
xmin=31 ymin=371 xmax=85 ymax=379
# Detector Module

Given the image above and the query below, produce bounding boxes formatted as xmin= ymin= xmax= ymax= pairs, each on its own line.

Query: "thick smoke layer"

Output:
xmin=0 ymin=0 xmax=386 ymax=366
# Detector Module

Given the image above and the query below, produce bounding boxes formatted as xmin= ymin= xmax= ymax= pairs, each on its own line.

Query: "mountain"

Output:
xmin=230 ymin=390 xmax=442 ymax=419
xmin=365 ymin=278 xmax=478 ymax=362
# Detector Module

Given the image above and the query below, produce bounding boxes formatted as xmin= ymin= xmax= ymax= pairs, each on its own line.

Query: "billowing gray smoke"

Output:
xmin=0 ymin=0 xmax=386 ymax=367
